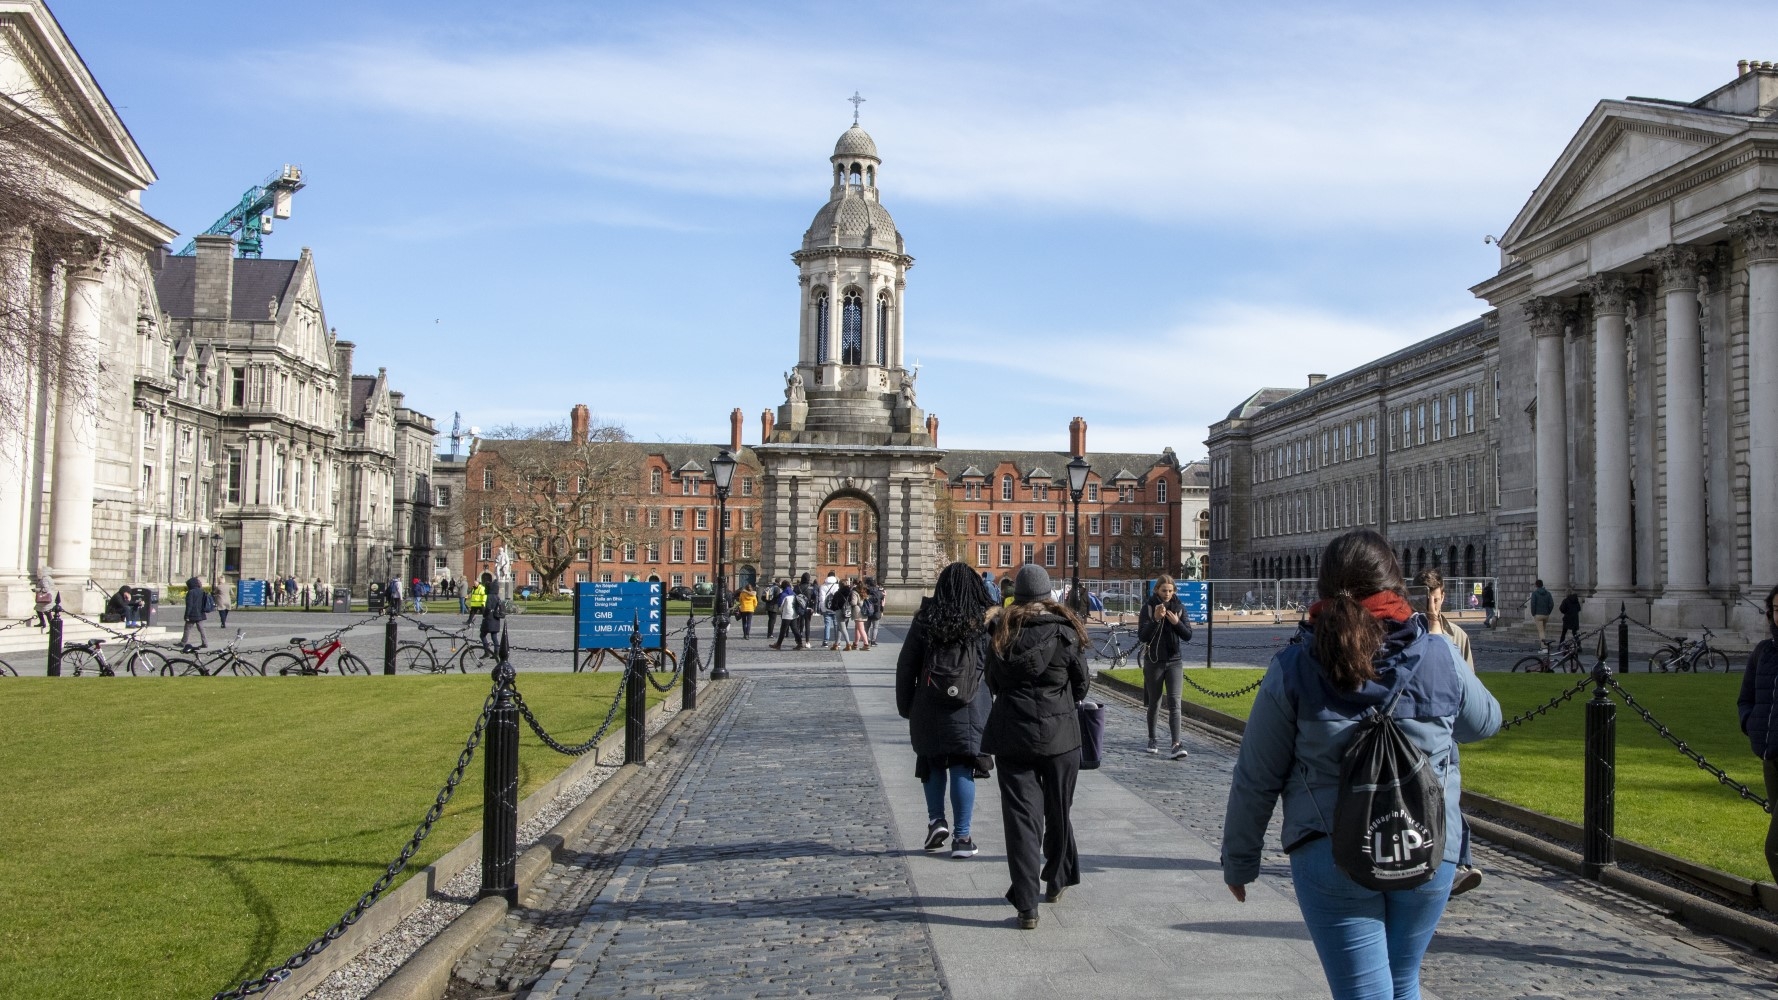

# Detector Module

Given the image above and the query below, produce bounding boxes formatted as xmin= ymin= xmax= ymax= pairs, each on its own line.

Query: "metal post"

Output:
xmin=1618 ymin=603 xmax=1630 ymax=675
xmin=1205 ymin=580 xmax=1214 ymax=668
xmin=384 ymin=602 xmax=398 ymax=675
xmin=1069 ymin=493 xmax=1083 ymax=615
xmin=682 ymin=600 xmax=698 ymax=711
xmin=625 ymin=612 xmax=647 ymax=763
xmin=1582 ymin=628 xmax=1616 ymax=878
xmin=710 ymin=488 xmax=730 ymax=681
xmin=46 ymin=595 xmax=63 ymax=677
xmin=478 ymin=659 xmax=519 ymax=903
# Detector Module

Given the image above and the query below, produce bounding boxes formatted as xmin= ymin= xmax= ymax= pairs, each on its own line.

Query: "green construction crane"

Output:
xmin=173 ymin=165 xmax=304 ymax=258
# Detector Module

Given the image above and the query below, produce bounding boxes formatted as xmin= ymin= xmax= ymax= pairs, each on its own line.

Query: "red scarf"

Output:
xmin=1305 ymin=590 xmax=1415 ymax=625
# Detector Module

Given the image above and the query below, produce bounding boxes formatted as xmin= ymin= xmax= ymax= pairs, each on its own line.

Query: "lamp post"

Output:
xmin=1067 ymin=455 xmax=1090 ymax=615
xmin=210 ymin=531 xmax=223 ymax=591
xmin=709 ymin=449 xmax=737 ymax=681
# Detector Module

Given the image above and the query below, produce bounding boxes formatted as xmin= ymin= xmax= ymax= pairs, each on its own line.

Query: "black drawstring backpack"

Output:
xmin=1331 ymin=659 xmax=1446 ymax=892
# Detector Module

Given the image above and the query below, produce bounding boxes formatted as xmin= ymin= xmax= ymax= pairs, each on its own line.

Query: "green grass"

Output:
xmin=1103 ymin=668 xmax=1771 ymax=882
xmin=0 ymin=674 xmax=664 ymax=1000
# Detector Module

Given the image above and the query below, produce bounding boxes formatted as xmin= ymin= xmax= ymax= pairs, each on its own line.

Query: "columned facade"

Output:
xmin=1527 ymin=299 xmax=1569 ymax=594
xmin=1740 ymin=211 xmax=1778 ymax=587
xmin=1587 ymin=274 xmax=1633 ymax=597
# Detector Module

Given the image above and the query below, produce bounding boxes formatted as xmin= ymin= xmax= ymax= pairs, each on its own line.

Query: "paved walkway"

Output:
xmin=452 ymin=637 xmax=1778 ymax=999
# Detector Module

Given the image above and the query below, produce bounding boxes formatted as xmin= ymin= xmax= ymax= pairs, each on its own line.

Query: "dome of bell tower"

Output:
xmin=833 ymin=125 xmax=879 ymax=160
xmin=804 ymin=124 xmax=902 ymax=253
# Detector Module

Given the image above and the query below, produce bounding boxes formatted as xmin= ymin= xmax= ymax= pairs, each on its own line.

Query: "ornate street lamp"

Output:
xmin=1067 ymin=455 xmax=1090 ymax=616
xmin=708 ymin=449 xmax=737 ymax=680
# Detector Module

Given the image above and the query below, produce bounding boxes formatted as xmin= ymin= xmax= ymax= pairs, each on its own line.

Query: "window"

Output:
xmin=1087 ymin=544 xmax=1101 ymax=568
xmin=1002 ymin=474 xmax=1014 ymax=501
xmin=977 ymin=543 xmax=990 ymax=566
xmin=176 ymin=475 xmax=190 ymax=515
xmin=1448 ymin=393 xmax=1458 ymax=437
xmin=1000 ymin=514 xmax=1013 ymax=535
xmin=741 ymin=476 xmax=754 ymax=497
xmin=1466 ymin=458 xmax=1477 ymax=513
xmin=435 ymin=485 xmax=451 ymax=506
xmin=1357 ymin=419 xmax=1366 ymax=456
xmin=601 ymin=543 xmax=614 ymax=561
xmin=624 ymin=507 xmax=637 ymax=524
xmin=1089 ymin=514 xmax=1102 ymax=535
xmin=1398 ymin=409 xmax=1408 ymax=449
xmin=650 ymin=469 xmax=663 ymax=494
xmin=1022 ymin=513 xmax=1035 ymax=535
xmin=999 ymin=543 xmax=1013 ymax=567
xmin=813 ymin=291 xmax=830 ymax=363
xmin=623 ymin=543 xmax=637 ymax=562
xmin=480 ymin=541 xmax=493 ymax=560
xmin=722 ymin=509 xmax=732 ymax=530
xmin=671 ymin=508 xmax=685 ymax=529
xmin=504 ymin=507 xmax=516 ymax=527
xmin=479 ymin=506 xmax=491 ymax=526
xmin=1044 ymin=543 xmax=1057 ymax=567
xmin=976 ymin=513 xmax=990 ymax=534
xmin=1417 ymin=468 xmax=1427 ymax=519
xmin=647 ymin=508 xmax=661 ymax=528
xmin=695 ymin=509 xmax=708 ymax=530
xmin=1465 ymin=389 xmax=1476 ymax=433
xmin=1449 ymin=463 xmax=1460 ymax=514
xmin=841 ymin=291 xmax=863 ymax=364
xmin=1367 ymin=416 xmax=1376 ymax=455
xmin=1431 ymin=399 xmax=1442 ymax=441
xmin=1157 ymin=480 xmax=1168 ymax=503
xmin=847 ymin=511 xmax=860 ymax=532
xmin=1321 ymin=431 xmax=1329 ymax=465
xmin=645 ymin=542 xmax=660 ymax=562
xmin=693 ymin=538 xmax=708 ymax=562
xmin=1153 ymin=516 xmax=1165 ymax=535
xmin=1416 ymin=403 xmax=1426 ymax=445
xmin=1108 ymin=543 xmax=1123 ymax=569
xmin=1021 ymin=543 xmax=1034 ymax=565
xmin=1086 ymin=484 xmax=1099 ymax=502
xmin=741 ymin=509 xmax=753 ymax=530
xmin=682 ymin=476 xmax=699 ymax=496
xmin=226 ymin=451 xmax=242 ymax=504
xmin=827 ymin=511 xmax=840 ymax=532
xmin=827 ymin=541 xmax=841 ymax=564
xmin=1044 ymin=514 xmax=1058 ymax=535
xmin=482 ymin=468 xmax=495 ymax=490
xmin=1110 ymin=515 xmax=1122 ymax=536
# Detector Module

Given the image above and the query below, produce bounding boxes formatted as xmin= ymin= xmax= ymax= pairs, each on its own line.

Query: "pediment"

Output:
xmin=1504 ymin=104 xmax=1735 ymax=246
xmin=0 ymin=4 xmax=157 ymax=189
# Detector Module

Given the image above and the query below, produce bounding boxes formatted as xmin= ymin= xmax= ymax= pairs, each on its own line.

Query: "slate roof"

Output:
xmin=474 ymin=439 xmax=762 ymax=472
xmin=349 ymin=375 xmax=379 ymax=428
xmin=150 ymin=253 xmax=301 ymax=321
xmin=936 ymin=449 xmax=1177 ymax=486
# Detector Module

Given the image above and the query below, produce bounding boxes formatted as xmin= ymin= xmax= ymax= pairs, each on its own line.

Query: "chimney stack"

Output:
xmin=761 ymin=409 xmax=775 ymax=442
xmin=193 ymin=234 xmax=235 ymax=320
xmin=1069 ymin=416 xmax=1088 ymax=457
xmin=926 ymin=413 xmax=939 ymax=447
xmin=570 ymin=403 xmax=590 ymax=444
xmin=1308 ymin=373 xmax=1327 ymax=386
xmin=729 ymin=407 xmax=744 ymax=453
xmin=333 ymin=339 xmax=356 ymax=380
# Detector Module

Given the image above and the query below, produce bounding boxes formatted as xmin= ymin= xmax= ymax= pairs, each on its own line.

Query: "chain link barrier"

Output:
xmin=210 ymin=683 xmax=500 ymax=999
xmin=1178 ymin=670 xmax=1265 ymax=700
xmin=511 ymin=658 xmax=633 ymax=756
xmin=1497 ymin=673 xmax=1593 ymax=731
xmin=1605 ymin=675 xmax=1772 ymax=813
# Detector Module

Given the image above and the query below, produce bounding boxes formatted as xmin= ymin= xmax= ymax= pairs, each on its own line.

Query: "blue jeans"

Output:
xmin=923 ymin=764 xmax=976 ymax=839
xmin=1288 ymin=837 xmax=1455 ymax=1000
xmin=822 ymin=612 xmax=838 ymax=644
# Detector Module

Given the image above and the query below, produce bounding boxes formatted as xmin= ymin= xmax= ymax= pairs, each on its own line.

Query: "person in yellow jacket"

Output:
xmin=735 ymin=583 xmax=758 ymax=639
xmin=466 ymin=581 xmax=487 ymax=627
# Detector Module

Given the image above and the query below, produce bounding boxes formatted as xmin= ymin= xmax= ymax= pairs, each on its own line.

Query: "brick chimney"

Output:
xmin=730 ymin=407 xmax=744 ymax=453
xmin=926 ymin=413 xmax=939 ymax=447
xmin=193 ymin=234 xmax=235 ymax=320
xmin=1068 ymin=416 xmax=1088 ymax=457
xmin=569 ymin=404 xmax=590 ymax=444
xmin=761 ymin=409 xmax=775 ymax=442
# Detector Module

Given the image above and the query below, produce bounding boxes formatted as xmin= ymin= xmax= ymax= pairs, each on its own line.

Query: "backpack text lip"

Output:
xmin=1329 ymin=655 xmax=1447 ymax=892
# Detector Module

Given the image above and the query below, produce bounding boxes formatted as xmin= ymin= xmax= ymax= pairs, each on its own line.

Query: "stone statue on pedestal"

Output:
xmin=785 ymin=369 xmax=806 ymax=404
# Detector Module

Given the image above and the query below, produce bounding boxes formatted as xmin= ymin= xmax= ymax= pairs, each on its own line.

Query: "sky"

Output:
xmin=50 ymin=0 xmax=1768 ymax=456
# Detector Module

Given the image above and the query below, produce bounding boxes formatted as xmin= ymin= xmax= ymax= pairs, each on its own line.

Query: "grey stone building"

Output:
xmin=1472 ymin=60 xmax=1778 ymax=631
xmin=1206 ymin=318 xmax=1501 ymax=586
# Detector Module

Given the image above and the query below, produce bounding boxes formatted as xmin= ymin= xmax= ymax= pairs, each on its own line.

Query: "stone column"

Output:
xmin=824 ymin=271 xmax=840 ymax=371
xmin=1528 ymin=298 xmax=1570 ymax=593
xmin=862 ymin=269 xmax=877 ymax=371
xmin=1589 ymin=275 xmax=1633 ymax=595
xmin=0 ymin=232 xmax=32 ymax=616
xmin=1654 ymin=246 xmax=1708 ymax=598
xmin=1738 ymin=213 xmax=1778 ymax=590
xmin=893 ymin=277 xmax=906 ymax=369
xmin=46 ymin=259 xmax=104 ymax=612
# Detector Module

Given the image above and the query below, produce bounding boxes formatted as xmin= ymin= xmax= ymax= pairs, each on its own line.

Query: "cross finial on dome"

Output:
xmin=848 ymin=91 xmax=866 ymax=125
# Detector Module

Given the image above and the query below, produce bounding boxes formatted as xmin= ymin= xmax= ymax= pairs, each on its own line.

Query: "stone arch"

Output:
xmin=738 ymin=564 xmax=758 ymax=588
xmin=815 ymin=487 xmax=882 ymax=583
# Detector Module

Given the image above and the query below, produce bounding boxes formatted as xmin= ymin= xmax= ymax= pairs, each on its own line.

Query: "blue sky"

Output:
xmin=54 ymin=1 xmax=1763 ymax=454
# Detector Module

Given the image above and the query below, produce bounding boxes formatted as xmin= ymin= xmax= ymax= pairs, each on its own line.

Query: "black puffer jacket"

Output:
xmin=895 ymin=599 xmax=990 ymax=758
xmin=1738 ymin=634 xmax=1778 ymax=759
xmin=1137 ymin=594 xmax=1193 ymax=665
xmin=982 ymin=611 xmax=1090 ymax=760
xmin=183 ymin=577 xmax=213 ymax=623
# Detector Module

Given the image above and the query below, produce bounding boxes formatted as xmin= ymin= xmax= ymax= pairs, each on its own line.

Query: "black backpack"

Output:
xmin=826 ymin=586 xmax=848 ymax=612
xmin=922 ymin=632 xmax=984 ymax=710
xmin=1331 ymin=661 xmax=1445 ymax=892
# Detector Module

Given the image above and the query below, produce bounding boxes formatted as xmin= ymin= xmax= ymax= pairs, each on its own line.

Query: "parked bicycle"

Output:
xmin=576 ymin=646 xmax=680 ymax=673
xmin=1650 ymin=628 xmax=1731 ymax=673
xmin=0 ymin=655 xmax=17 ymax=676
xmin=260 ymin=633 xmax=370 ymax=676
xmin=1086 ymin=615 xmax=1140 ymax=669
xmin=1512 ymin=637 xmax=1584 ymax=673
xmin=394 ymin=628 xmax=496 ymax=674
xmin=60 ymin=627 xmax=172 ymax=677
xmin=161 ymin=630 xmax=260 ymax=677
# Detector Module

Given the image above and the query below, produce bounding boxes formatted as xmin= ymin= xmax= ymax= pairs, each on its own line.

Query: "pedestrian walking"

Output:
xmin=735 ymin=583 xmax=758 ymax=639
xmin=214 ymin=579 xmax=231 ymax=629
xmin=770 ymin=578 xmax=805 ymax=649
xmin=466 ymin=579 xmax=487 ymax=627
xmin=981 ymin=572 xmax=1001 ymax=604
xmin=762 ymin=579 xmax=782 ymax=641
xmin=1415 ymin=567 xmax=1481 ymax=898
xmin=1737 ymin=583 xmax=1778 ymax=885
xmin=896 ymin=562 xmax=994 ymax=861
xmin=983 ymin=564 xmax=1091 ymax=930
xmin=479 ymin=577 xmax=505 ymax=654
xmin=796 ymin=572 xmax=817 ymax=649
xmin=820 ymin=572 xmax=842 ymax=649
xmin=864 ymin=576 xmax=885 ymax=647
xmin=1223 ymin=530 xmax=1501 ymax=1000
xmin=1137 ymin=575 xmax=1193 ymax=759
xmin=181 ymin=575 xmax=215 ymax=649
xmin=387 ymin=576 xmax=404 ymax=614
xmin=1481 ymin=581 xmax=1497 ymax=628
xmin=849 ymin=578 xmax=871 ymax=650
xmin=33 ymin=581 xmax=50 ymax=630
xmin=1558 ymin=590 xmax=1582 ymax=645
xmin=1528 ymin=579 xmax=1554 ymax=644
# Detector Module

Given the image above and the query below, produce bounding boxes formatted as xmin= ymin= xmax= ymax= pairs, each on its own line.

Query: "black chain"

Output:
xmin=511 ymin=661 xmax=631 ymax=756
xmin=1497 ymin=673 xmax=1593 ymax=730
xmin=1605 ymin=676 xmax=1772 ymax=813
xmin=211 ymin=684 xmax=500 ymax=999
xmin=1618 ymin=612 xmax=1691 ymax=648
xmin=1179 ymin=670 xmax=1265 ymax=700
xmin=643 ymin=649 xmax=683 ymax=692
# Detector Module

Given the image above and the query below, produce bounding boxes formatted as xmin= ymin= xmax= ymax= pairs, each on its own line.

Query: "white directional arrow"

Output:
xmin=650 ymin=596 xmax=660 ymax=605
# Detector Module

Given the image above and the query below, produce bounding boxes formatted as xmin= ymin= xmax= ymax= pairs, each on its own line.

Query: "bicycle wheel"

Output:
xmin=646 ymin=648 xmax=679 ymax=673
xmin=336 ymin=651 xmax=371 ymax=675
xmin=1510 ymin=654 xmax=1546 ymax=673
xmin=162 ymin=657 xmax=208 ymax=677
xmin=261 ymin=651 xmax=308 ymax=676
xmin=1649 ymin=647 xmax=1678 ymax=673
xmin=224 ymin=653 xmax=264 ymax=677
xmin=0 ymin=657 xmax=16 ymax=676
xmin=61 ymin=648 xmax=105 ymax=676
xmin=455 ymin=644 xmax=497 ymax=673
xmin=394 ymin=642 xmax=439 ymax=673
xmin=127 ymin=648 xmax=170 ymax=677
xmin=1703 ymin=649 xmax=1730 ymax=672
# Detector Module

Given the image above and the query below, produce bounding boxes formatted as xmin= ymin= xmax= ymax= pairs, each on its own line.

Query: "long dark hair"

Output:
xmin=924 ymin=562 xmax=994 ymax=647
xmin=991 ymin=597 xmax=1088 ymax=658
xmin=1313 ymin=530 xmax=1408 ymax=691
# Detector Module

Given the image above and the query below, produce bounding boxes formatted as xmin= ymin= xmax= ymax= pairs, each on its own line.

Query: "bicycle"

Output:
xmin=59 ymin=627 xmax=172 ymax=677
xmin=260 ymin=633 xmax=371 ymax=676
xmin=161 ymin=630 xmax=261 ymax=677
xmin=575 ymin=645 xmax=680 ymax=673
xmin=1512 ymin=637 xmax=1584 ymax=673
xmin=0 ymin=655 xmax=16 ymax=676
xmin=1650 ymin=628 xmax=1731 ymax=673
xmin=1087 ymin=616 xmax=1140 ymax=670
xmin=393 ymin=628 xmax=494 ymax=673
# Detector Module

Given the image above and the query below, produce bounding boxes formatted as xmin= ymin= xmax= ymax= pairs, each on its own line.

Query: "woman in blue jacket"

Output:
xmin=1222 ymin=530 xmax=1500 ymax=1000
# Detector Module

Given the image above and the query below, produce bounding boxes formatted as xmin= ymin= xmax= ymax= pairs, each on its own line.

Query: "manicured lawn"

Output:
xmin=1103 ymin=668 xmax=1771 ymax=882
xmin=0 ymin=673 xmax=663 ymax=1000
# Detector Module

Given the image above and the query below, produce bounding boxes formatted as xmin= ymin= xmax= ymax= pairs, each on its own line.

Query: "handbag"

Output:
xmin=1077 ymin=700 xmax=1107 ymax=770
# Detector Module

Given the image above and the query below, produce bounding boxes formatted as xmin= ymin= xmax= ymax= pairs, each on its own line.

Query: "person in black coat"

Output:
xmin=983 ymin=563 xmax=1091 ymax=929
xmin=181 ymin=576 xmax=214 ymax=649
xmin=1558 ymin=590 xmax=1582 ymax=645
xmin=1738 ymin=584 xmax=1778 ymax=883
xmin=1137 ymin=575 xmax=1194 ymax=759
xmin=896 ymin=562 xmax=994 ymax=859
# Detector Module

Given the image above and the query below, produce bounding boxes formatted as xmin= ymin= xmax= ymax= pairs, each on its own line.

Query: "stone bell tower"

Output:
xmin=757 ymin=120 xmax=941 ymax=610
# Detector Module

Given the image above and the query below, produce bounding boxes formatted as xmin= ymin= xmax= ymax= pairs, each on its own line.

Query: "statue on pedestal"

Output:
xmin=784 ymin=369 xmax=806 ymax=404
xmin=898 ymin=368 xmax=918 ymax=406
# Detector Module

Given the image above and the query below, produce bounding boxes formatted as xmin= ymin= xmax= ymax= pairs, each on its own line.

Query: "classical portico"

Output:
xmin=756 ymin=123 xmax=941 ymax=611
xmin=1473 ymin=61 xmax=1778 ymax=633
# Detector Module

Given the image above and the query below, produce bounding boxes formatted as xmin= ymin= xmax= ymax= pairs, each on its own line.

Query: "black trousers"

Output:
xmin=996 ymin=749 xmax=1081 ymax=913
xmin=1143 ymin=656 xmax=1183 ymax=745
xmin=1765 ymin=758 xmax=1778 ymax=884
xmin=773 ymin=615 xmax=802 ymax=645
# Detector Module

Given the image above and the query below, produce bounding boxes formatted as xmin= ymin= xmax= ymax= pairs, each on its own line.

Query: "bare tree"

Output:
xmin=473 ymin=420 xmax=658 ymax=592
xmin=933 ymin=479 xmax=964 ymax=567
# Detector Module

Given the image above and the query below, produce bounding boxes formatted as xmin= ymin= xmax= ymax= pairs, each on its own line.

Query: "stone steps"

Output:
xmin=0 ymin=620 xmax=180 ymax=656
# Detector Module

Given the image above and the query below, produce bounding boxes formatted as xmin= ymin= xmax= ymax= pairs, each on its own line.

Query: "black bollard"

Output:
xmin=1582 ymin=629 xmax=1616 ymax=878
xmin=478 ymin=659 xmax=519 ymax=903
xmin=682 ymin=603 xmax=698 ymax=712
xmin=384 ymin=604 xmax=398 ymax=675
xmin=1618 ymin=604 xmax=1630 ymax=675
xmin=46 ymin=594 xmax=63 ymax=677
xmin=625 ymin=612 xmax=647 ymax=764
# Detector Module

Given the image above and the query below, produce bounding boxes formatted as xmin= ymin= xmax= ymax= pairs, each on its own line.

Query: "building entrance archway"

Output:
xmin=815 ymin=490 xmax=880 ymax=582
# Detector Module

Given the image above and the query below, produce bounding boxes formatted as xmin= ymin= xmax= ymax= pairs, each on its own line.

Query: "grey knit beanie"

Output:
xmin=1012 ymin=564 xmax=1052 ymax=602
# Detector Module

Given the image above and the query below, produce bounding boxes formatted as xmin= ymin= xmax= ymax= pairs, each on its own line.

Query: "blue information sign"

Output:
xmin=574 ymin=581 xmax=663 ymax=649
xmin=1177 ymin=580 xmax=1208 ymax=624
xmin=238 ymin=579 xmax=266 ymax=607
